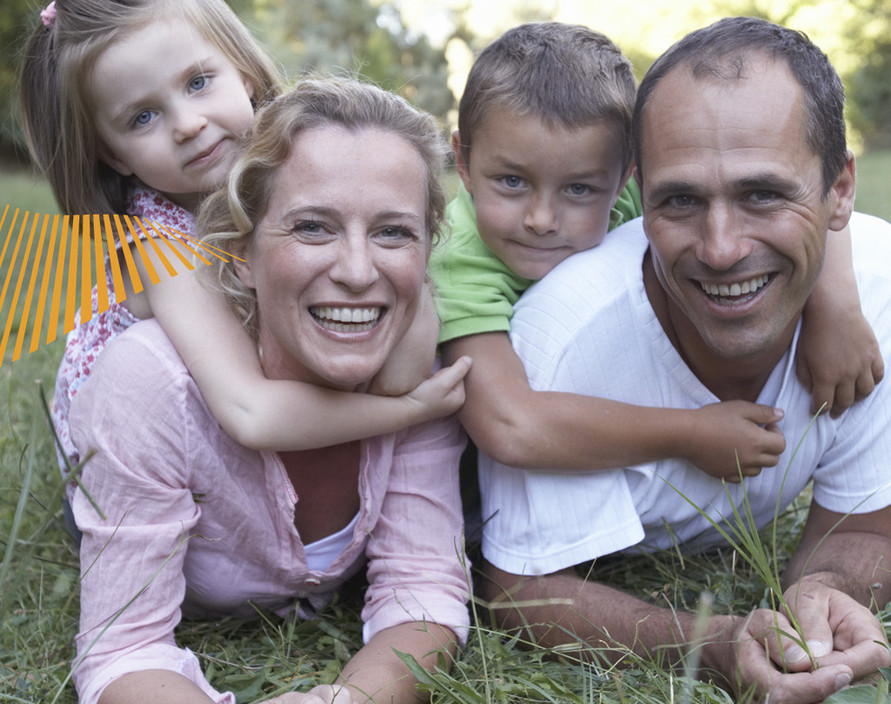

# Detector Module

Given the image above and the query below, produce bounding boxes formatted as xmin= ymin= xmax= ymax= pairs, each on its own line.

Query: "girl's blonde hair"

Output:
xmin=18 ymin=0 xmax=283 ymax=215
xmin=198 ymin=76 xmax=450 ymax=339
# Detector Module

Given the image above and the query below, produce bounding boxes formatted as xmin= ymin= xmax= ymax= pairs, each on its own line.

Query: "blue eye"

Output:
xmin=501 ymin=175 xmax=524 ymax=188
xmin=134 ymin=110 xmax=155 ymax=127
xmin=568 ymin=183 xmax=592 ymax=196
xmin=189 ymin=75 xmax=208 ymax=92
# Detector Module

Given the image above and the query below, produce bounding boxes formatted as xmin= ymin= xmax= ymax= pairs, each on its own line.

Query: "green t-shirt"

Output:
xmin=430 ymin=179 xmax=642 ymax=344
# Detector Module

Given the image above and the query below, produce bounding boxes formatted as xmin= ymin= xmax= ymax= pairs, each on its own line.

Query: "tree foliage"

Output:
xmin=235 ymin=0 xmax=455 ymax=124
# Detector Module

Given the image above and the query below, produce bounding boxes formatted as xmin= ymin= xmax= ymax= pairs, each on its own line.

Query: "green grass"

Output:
xmin=1 ymin=154 xmax=890 ymax=702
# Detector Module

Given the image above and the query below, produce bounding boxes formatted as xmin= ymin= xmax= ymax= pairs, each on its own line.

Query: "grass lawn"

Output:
xmin=2 ymin=154 xmax=891 ymax=702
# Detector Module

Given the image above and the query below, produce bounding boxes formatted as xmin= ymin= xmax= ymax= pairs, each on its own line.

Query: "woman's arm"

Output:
xmin=313 ymin=622 xmax=457 ymax=704
xmin=126 ymin=245 xmax=468 ymax=450
xmin=443 ymin=332 xmax=785 ymax=480
xmin=796 ymin=223 xmax=884 ymax=417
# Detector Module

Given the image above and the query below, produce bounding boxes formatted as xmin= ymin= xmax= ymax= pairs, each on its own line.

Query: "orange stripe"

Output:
xmin=64 ymin=215 xmax=80 ymax=333
xmin=125 ymin=216 xmax=160 ymax=285
xmin=0 ymin=211 xmax=33 ymax=364
xmin=31 ymin=214 xmax=58 ymax=353
xmin=103 ymin=214 xmax=125 ymax=303
xmin=114 ymin=215 xmax=142 ymax=294
xmin=47 ymin=215 xmax=69 ymax=344
xmin=1 ymin=212 xmax=40 ymax=364
xmin=12 ymin=213 xmax=47 ymax=361
xmin=92 ymin=214 xmax=108 ymax=315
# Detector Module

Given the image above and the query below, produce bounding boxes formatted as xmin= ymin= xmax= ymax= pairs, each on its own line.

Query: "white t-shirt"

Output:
xmin=480 ymin=213 xmax=891 ymax=576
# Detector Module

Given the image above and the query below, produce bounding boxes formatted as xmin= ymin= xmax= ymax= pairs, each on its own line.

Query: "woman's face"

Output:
xmin=235 ymin=125 xmax=430 ymax=390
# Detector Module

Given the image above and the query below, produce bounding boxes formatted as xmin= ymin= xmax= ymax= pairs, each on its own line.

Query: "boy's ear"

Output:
xmin=828 ymin=151 xmax=856 ymax=232
xmin=452 ymin=130 xmax=473 ymax=195
xmin=97 ymin=143 xmax=134 ymax=177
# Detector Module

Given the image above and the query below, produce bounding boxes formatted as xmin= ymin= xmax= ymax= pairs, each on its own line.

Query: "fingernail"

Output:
xmin=807 ymin=639 xmax=831 ymax=657
xmin=835 ymin=672 xmax=852 ymax=690
xmin=784 ymin=644 xmax=808 ymax=663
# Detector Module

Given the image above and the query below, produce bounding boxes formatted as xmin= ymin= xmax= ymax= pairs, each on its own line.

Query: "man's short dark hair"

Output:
xmin=632 ymin=16 xmax=847 ymax=196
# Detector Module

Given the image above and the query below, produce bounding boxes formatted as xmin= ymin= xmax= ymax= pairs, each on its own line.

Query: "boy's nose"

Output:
xmin=523 ymin=194 xmax=558 ymax=236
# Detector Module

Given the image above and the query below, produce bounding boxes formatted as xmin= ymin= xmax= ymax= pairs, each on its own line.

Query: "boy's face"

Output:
xmin=455 ymin=106 xmax=629 ymax=281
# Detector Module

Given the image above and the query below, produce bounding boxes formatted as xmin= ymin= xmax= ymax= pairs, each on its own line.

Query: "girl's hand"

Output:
xmin=687 ymin=401 xmax=785 ymax=482
xmin=368 ymin=284 xmax=440 ymax=397
xmin=404 ymin=355 xmax=472 ymax=421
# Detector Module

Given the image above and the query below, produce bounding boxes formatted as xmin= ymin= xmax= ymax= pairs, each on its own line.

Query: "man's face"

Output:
xmin=640 ymin=57 xmax=854 ymax=377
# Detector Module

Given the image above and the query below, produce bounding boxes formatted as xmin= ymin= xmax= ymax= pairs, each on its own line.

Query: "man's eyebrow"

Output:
xmin=645 ymin=180 xmax=700 ymax=204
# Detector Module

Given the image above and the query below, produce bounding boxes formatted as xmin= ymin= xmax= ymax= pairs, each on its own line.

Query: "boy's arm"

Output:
xmin=444 ymin=332 xmax=784 ymax=478
xmin=131 ymin=249 xmax=468 ymax=451
xmin=797 ymin=223 xmax=884 ymax=417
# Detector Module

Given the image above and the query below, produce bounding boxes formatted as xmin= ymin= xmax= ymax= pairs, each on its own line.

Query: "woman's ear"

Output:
xmin=232 ymin=241 xmax=255 ymax=288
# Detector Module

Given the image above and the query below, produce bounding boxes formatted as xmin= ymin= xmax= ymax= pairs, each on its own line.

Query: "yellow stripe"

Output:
xmin=30 ymin=213 xmax=57 ymax=354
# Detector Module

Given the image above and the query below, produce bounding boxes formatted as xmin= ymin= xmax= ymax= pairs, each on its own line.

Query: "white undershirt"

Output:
xmin=304 ymin=512 xmax=359 ymax=573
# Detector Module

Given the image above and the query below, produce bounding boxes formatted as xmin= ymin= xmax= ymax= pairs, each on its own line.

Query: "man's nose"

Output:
xmin=696 ymin=204 xmax=752 ymax=270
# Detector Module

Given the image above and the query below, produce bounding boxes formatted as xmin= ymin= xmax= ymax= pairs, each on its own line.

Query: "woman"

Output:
xmin=69 ymin=78 xmax=470 ymax=704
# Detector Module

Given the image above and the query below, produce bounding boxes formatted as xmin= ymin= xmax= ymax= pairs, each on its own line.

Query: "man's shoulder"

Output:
xmin=513 ymin=217 xmax=648 ymax=322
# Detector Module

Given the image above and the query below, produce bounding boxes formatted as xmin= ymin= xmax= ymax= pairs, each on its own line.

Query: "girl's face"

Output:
xmin=90 ymin=19 xmax=255 ymax=212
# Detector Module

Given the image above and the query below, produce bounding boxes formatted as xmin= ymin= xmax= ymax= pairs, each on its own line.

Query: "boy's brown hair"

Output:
xmin=457 ymin=22 xmax=637 ymax=174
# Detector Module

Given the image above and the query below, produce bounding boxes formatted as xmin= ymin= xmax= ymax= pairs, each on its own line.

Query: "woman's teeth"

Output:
xmin=310 ymin=306 xmax=381 ymax=331
xmin=700 ymin=274 xmax=769 ymax=298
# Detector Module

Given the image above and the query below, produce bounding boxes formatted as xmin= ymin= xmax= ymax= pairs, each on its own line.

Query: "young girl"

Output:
xmin=19 ymin=0 xmax=470 ymax=499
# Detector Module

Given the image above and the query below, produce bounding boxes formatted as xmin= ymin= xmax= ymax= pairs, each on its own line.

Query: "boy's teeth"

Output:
xmin=700 ymin=274 xmax=769 ymax=297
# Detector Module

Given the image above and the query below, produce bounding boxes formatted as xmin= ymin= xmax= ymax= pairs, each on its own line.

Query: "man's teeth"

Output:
xmin=311 ymin=306 xmax=380 ymax=331
xmin=700 ymin=274 xmax=769 ymax=298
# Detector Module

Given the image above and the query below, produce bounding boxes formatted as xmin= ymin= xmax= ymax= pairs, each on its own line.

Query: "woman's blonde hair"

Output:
xmin=198 ymin=76 xmax=450 ymax=339
xmin=18 ymin=0 xmax=283 ymax=215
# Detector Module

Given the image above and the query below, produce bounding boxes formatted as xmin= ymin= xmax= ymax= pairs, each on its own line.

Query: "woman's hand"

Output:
xmin=262 ymin=685 xmax=356 ymax=704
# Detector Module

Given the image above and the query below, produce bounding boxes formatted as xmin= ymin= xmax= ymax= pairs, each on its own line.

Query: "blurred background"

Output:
xmin=1 ymin=0 xmax=889 ymax=218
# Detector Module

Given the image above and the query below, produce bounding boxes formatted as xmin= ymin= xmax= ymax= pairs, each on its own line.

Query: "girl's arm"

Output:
xmin=443 ymin=332 xmax=785 ymax=481
xmin=796 ymin=223 xmax=884 ymax=417
xmin=122 ymin=244 xmax=469 ymax=451
xmin=367 ymin=283 xmax=440 ymax=396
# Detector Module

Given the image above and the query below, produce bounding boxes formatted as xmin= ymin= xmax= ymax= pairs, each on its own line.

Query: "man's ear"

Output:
xmin=828 ymin=151 xmax=856 ymax=232
xmin=97 ymin=143 xmax=134 ymax=177
xmin=452 ymin=130 xmax=472 ymax=195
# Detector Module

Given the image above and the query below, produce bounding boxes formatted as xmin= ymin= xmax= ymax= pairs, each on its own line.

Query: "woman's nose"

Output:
xmin=330 ymin=236 xmax=380 ymax=291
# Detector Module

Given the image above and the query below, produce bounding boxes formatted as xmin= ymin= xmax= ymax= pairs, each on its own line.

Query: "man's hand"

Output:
xmin=707 ymin=581 xmax=889 ymax=704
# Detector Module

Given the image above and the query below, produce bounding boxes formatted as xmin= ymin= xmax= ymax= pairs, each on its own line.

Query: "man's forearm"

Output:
xmin=782 ymin=503 xmax=891 ymax=608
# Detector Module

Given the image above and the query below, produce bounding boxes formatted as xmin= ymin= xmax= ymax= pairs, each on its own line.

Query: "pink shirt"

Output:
xmin=69 ymin=320 xmax=470 ymax=704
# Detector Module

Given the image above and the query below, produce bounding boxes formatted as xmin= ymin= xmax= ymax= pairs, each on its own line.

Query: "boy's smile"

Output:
xmin=456 ymin=106 xmax=629 ymax=281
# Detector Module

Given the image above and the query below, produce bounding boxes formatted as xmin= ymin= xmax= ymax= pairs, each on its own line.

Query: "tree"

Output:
xmin=243 ymin=0 xmax=455 ymax=124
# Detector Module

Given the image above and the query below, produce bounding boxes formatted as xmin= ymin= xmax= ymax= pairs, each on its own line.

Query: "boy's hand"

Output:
xmin=687 ymin=402 xmax=785 ymax=482
xmin=404 ymin=356 xmax=472 ymax=421
xmin=796 ymin=308 xmax=884 ymax=418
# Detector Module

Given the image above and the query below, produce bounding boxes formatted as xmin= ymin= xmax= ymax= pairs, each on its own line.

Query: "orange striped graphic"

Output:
xmin=0 ymin=207 xmax=242 ymax=367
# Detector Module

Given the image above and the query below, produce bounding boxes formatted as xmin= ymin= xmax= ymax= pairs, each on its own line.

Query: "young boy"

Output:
xmin=431 ymin=22 xmax=883 ymax=479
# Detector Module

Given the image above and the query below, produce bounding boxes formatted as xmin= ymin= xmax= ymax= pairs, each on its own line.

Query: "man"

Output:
xmin=479 ymin=16 xmax=891 ymax=703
